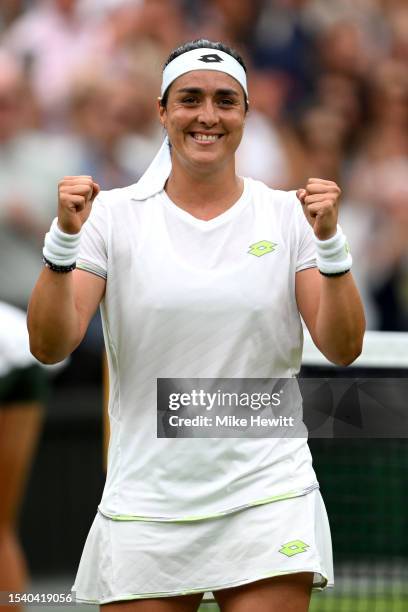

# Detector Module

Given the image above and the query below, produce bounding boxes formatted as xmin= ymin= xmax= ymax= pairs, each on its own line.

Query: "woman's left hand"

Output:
xmin=296 ymin=178 xmax=341 ymax=240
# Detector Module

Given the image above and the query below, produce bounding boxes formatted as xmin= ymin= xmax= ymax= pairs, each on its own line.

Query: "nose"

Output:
xmin=197 ymin=99 xmax=219 ymax=127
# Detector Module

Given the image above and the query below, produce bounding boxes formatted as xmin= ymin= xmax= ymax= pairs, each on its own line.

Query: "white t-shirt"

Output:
xmin=77 ymin=177 xmax=319 ymax=521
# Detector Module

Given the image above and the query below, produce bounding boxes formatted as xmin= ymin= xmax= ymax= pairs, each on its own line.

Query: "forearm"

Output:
xmin=27 ymin=268 xmax=82 ymax=364
xmin=315 ymin=272 xmax=365 ymax=366
xmin=27 ymin=176 xmax=104 ymax=364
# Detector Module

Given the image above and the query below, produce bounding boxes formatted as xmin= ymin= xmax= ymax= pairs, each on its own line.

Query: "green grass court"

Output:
xmin=199 ymin=595 xmax=408 ymax=611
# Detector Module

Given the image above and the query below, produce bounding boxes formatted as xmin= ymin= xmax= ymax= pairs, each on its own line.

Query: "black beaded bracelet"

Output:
xmin=43 ymin=256 xmax=76 ymax=273
xmin=319 ymin=269 xmax=351 ymax=277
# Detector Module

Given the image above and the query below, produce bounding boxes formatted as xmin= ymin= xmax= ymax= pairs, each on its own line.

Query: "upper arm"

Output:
xmin=73 ymin=269 xmax=106 ymax=342
xmin=295 ymin=267 xmax=321 ymax=341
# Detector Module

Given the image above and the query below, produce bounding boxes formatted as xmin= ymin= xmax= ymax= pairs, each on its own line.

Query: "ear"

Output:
xmin=157 ymin=97 xmax=166 ymax=128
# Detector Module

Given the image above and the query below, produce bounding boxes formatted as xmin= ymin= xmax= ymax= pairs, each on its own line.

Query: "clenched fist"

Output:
xmin=296 ymin=178 xmax=340 ymax=240
xmin=58 ymin=176 xmax=100 ymax=234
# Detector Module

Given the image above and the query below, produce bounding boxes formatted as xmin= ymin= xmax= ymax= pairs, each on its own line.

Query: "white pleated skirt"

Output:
xmin=72 ymin=489 xmax=333 ymax=605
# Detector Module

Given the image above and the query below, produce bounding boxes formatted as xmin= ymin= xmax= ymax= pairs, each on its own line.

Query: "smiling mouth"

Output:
xmin=190 ymin=133 xmax=223 ymax=143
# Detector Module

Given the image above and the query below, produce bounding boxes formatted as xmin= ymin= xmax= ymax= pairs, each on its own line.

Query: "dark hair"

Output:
xmin=160 ymin=39 xmax=249 ymax=111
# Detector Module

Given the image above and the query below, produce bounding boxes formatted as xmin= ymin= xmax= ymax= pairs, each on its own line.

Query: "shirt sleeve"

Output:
xmin=292 ymin=191 xmax=317 ymax=272
xmin=76 ymin=192 xmax=108 ymax=279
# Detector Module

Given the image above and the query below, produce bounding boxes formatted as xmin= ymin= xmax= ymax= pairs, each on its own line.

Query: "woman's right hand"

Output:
xmin=57 ymin=176 xmax=100 ymax=234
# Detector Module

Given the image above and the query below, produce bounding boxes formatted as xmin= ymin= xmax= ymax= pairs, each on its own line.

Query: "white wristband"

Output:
xmin=314 ymin=225 xmax=352 ymax=275
xmin=43 ymin=217 xmax=82 ymax=266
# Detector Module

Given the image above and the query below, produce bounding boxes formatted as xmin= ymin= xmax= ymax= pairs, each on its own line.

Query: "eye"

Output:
xmin=181 ymin=96 xmax=199 ymax=104
xmin=218 ymin=98 xmax=235 ymax=106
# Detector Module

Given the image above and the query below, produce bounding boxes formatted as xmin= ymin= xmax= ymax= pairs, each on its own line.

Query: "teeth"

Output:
xmin=193 ymin=134 xmax=219 ymax=142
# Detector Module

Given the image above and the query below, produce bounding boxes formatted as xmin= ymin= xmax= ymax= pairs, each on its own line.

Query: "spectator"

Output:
xmin=0 ymin=51 xmax=81 ymax=308
xmin=2 ymin=0 xmax=103 ymax=128
xmin=236 ymin=70 xmax=305 ymax=188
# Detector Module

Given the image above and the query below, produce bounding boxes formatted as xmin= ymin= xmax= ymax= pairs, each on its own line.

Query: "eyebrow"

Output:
xmin=176 ymin=87 xmax=240 ymax=97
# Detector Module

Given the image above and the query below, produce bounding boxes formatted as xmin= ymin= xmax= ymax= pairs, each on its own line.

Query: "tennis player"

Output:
xmin=28 ymin=39 xmax=365 ymax=612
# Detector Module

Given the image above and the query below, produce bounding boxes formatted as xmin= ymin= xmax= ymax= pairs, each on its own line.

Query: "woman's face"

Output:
xmin=159 ymin=70 xmax=247 ymax=175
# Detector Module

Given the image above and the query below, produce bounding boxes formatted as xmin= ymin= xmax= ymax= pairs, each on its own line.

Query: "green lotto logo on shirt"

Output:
xmin=248 ymin=240 xmax=277 ymax=257
xmin=279 ymin=540 xmax=309 ymax=557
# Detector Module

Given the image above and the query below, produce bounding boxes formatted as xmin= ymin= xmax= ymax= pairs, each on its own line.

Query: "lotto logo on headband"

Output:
xmin=198 ymin=54 xmax=223 ymax=63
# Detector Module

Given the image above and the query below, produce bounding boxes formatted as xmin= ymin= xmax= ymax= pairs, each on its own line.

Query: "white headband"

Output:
xmin=161 ymin=47 xmax=248 ymax=99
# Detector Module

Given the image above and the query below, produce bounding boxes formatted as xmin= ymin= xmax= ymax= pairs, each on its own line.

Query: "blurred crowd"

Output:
xmin=1 ymin=0 xmax=408 ymax=332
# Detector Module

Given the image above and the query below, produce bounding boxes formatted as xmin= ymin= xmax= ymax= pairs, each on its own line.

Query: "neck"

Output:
xmin=165 ymin=154 xmax=243 ymax=218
